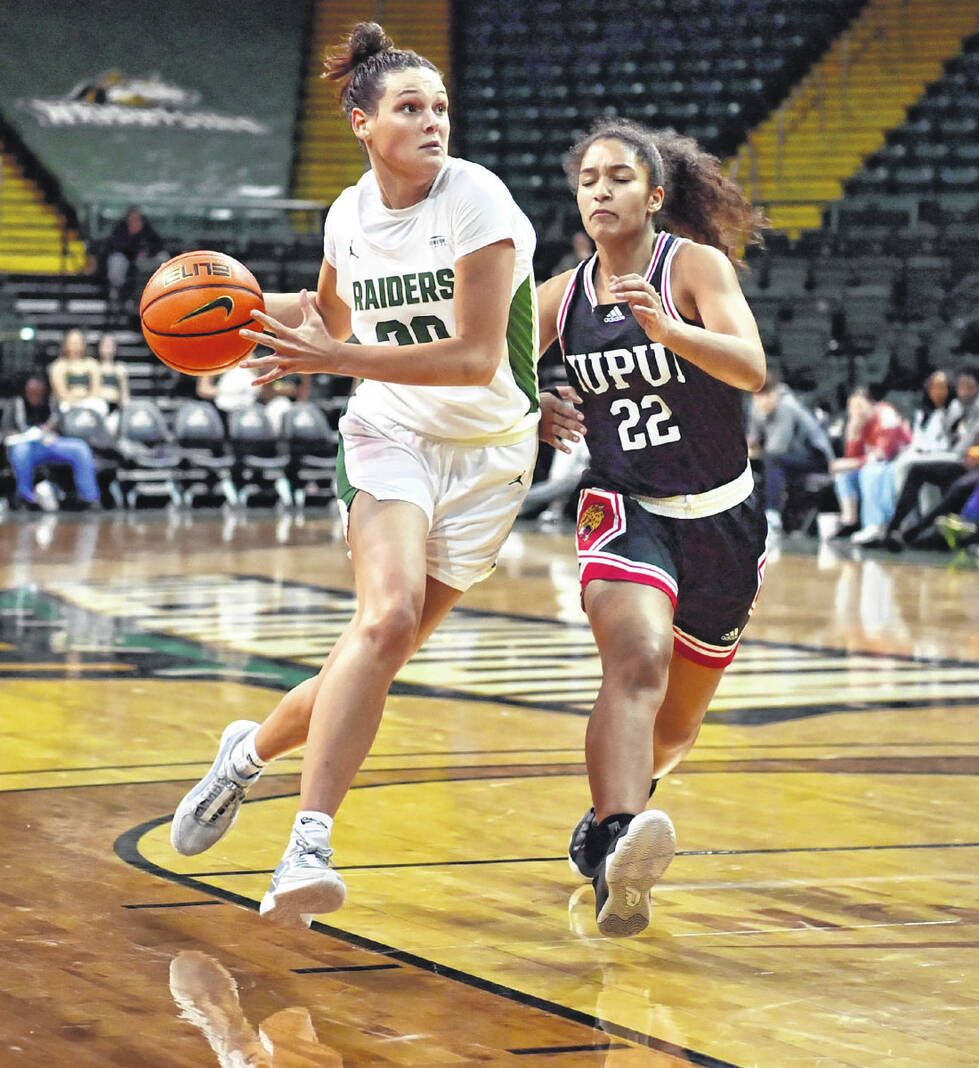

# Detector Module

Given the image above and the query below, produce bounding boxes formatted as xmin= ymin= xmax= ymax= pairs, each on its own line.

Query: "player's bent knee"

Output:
xmin=608 ymin=636 xmax=673 ymax=697
xmin=356 ymin=601 xmax=423 ymax=663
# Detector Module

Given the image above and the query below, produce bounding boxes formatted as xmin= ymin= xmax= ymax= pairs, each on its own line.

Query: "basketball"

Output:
xmin=139 ymin=250 xmax=265 ymax=376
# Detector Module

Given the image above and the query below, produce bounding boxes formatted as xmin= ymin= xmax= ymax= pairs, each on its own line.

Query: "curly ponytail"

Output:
xmin=323 ymin=21 xmax=440 ymax=118
xmin=566 ymin=119 xmax=767 ymax=266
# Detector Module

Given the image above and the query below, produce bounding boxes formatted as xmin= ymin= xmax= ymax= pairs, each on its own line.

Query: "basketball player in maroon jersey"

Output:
xmin=537 ymin=119 xmax=768 ymax=936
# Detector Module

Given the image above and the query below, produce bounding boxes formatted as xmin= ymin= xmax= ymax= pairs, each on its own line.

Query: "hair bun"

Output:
xmin=348 ymin=22 xmax=393 ymax=64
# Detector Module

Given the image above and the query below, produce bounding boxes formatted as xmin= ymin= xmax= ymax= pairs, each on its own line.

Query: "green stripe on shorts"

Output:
xmin=335 ymin=434 xmax=359 ymax=508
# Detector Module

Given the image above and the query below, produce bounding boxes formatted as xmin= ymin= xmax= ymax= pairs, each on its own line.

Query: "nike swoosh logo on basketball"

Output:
xmin=174 ymin=296 xmax=235 ymax=324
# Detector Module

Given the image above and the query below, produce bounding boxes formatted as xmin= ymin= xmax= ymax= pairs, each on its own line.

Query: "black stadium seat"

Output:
xmin=173 ymin=400 xmax=238 ymax=507
xmin=59 ymin=406 xmax=123 ymax=508
xmin=115 ymin=400 xmax=184 ymax=508
xmin=282 ymin=402 xmax=339 ymax=509
xmin=228 ymin=407 xmax=292 ymax=508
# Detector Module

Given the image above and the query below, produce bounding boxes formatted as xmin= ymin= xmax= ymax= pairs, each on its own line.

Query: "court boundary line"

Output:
xmin=114 ymin=810 xmax=742 ymax=1068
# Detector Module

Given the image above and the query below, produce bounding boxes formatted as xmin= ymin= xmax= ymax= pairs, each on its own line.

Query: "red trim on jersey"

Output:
xmin=645 ymin=231 xmax=670 ymax=284
xmin=581 ymin=235 xmax=668 ymax=311
xmin=583 ymin=253 xmax=599 ymax=307
xmin=578 ymin=549 xmax=678 ymax=594
xmin=580 ymin=557 xmax=679 ymax=605
xmin=556 ymin=261 xmax=587 ymax=355
xmin=660 ymin=239 xmax=684 ymax=321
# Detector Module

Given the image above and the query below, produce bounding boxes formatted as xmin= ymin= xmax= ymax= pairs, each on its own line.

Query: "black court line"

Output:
xmin=186 ymin=839 xmax=979 ymax=879
xmin=291 ymin=964 xmax=401 ymax=974
xmin=0 ymin=760 xmax=300 ymax=777
xmin=509 ymin=1043 xmax=628 ymax=1055
xmin=114 ymin=814 xmax=742 ymax=1068
xmin=234 ymin=571 xmax=979 ymax=671
xmin=10 ymin=587 xmax=979 ymax=728
xmin=6 ymin=747 xmax=977 ymax=796
xmin=2 ymin=737 xmax=977 ymax=780
xmin=122 ymin=900 xmax=222 ymax=910
xmin=0 ymin=745 xmax=581 ymax=777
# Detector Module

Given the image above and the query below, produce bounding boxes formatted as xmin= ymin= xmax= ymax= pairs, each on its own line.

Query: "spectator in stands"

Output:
xmin=104 ymin=206 xmax=168 ymax=308
xmin=887 ymin=439 xmax=979 ymax=550
xmin=909 ymin=369 xmax=951 ymax=451
xmin=261 ymin=374 xmax=312 ymax=434
xmin=883 ymin=366 xmax=979 ymax=550
xmin=936 ymin=452 xmax=979 ymax=550
xmin=886 ymin=367 xmax=951 ymax=501
xmin=831 ymin=387 xmax=911 ymax=541
xmin=552 ymin=230 xmax=594 ymax=274
xmin=48 ymin=328 xmax=107 ymax=415
xmin=196 ymin=364 xmax=260 ymax=428
xmin=2 ymin=375 xmax=100 ymax=511
xmin=96 ymin=332 xmax=130 ymax=427
xmin=749 ymin=371 xmax=834 ymax=533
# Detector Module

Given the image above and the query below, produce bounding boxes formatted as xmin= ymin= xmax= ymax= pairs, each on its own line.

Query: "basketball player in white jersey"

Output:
xmin=170 ymin=22 xmax=539 ymax=926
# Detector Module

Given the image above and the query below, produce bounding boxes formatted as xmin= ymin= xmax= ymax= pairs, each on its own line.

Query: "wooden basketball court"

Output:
xmin=1 ymin=509 xmax=976 ymax=1066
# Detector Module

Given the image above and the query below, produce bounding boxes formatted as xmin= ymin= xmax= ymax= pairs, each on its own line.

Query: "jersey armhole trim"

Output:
xmin=556 ymin=262 xmax=586 ymax=356
xmin=660 ymin=237 xmax=686 ymax=322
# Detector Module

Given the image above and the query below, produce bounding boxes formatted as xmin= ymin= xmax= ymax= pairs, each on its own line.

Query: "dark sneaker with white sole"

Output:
xmin=568 ymin=806 xmax=600 ymax=879
xmin=593 ymin=809 xmax=676 ymax=937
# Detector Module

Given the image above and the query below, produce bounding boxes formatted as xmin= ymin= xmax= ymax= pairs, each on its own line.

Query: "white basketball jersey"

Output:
xmin=324 ymin=157 xmax=538 ymax=444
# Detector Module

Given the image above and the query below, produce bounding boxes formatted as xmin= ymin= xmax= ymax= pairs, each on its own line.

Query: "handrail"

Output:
xmin=81 ymin=195 xmax=329 ymax=243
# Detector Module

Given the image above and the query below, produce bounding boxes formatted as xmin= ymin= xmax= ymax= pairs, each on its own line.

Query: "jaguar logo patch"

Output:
xmin=577 ymin=503 xmax=607 ymax=544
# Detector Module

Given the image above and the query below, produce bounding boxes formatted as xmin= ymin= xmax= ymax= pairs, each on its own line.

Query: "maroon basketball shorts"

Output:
xmin=575 ymin=487 xmax=768 ymax=667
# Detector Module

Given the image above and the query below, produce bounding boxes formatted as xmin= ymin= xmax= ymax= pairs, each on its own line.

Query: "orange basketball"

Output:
xmin=139 ymin=250 xmax=265 ymax=376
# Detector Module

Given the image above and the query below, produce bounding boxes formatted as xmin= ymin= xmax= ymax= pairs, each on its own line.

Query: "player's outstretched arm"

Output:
xmin=240 ymin=242 xmax=516 ymax=388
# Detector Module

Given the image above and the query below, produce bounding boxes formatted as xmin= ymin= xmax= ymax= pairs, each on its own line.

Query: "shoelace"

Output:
xmin=292 ymin=831 xmax=334 ymax=868
xmin=195 ymin=776 xmax=246 ymax=823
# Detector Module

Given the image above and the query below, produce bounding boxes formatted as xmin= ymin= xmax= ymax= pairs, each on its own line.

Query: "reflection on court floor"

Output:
xmin=1 ymin=512 xmax=976 ymax=1065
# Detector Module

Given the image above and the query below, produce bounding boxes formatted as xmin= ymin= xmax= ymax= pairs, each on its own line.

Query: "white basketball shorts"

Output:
xmin=336 ymin=408 xmax=537 ymax=591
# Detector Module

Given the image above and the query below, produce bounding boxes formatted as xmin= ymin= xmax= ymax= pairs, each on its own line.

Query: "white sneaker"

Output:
xmin=259 ymin=830 xmax=346 ymax=927
xmin=171 ymin=720 xmax=262 ymax=856
xmin=850 ymin=524 xmax=885 ymax=546
xmin=169 ymin=951 xmax=264 ymax=1064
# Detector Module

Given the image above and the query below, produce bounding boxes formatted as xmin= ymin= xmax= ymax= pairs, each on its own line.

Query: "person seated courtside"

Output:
xmin=749 ymin=371 xmax=835 ymax=534
xmin=831 ymin=387 xmax=910 ymax=542
xmin=2 ymin=375 xmax=101 ymax=512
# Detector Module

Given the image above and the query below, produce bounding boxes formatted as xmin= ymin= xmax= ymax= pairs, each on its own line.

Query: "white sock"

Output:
xmin=293 ymin=810 xmax=333 ymax=845
xmin=230 ymin=727 xmax=266 ymax=779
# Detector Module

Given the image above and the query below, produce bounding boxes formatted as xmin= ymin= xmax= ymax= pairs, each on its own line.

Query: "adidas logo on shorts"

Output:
xmin=721 ymin=627 xmax=740 ymax=642
xmin=603 ymin=306 xmax=626 ymax=323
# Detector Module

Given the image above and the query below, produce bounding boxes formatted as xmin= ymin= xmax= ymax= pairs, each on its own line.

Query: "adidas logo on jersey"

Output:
xmin=603 ymin=306 xmax=626 ymax=323
xmin=721 ymin=627 xmax=740 ymax=642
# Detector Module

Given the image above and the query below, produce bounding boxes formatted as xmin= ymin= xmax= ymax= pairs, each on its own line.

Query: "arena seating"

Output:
xmin=2 ymin=0 xmax=978 ymax=471
xmin=453 ymin=0 xmax=865 ymax=262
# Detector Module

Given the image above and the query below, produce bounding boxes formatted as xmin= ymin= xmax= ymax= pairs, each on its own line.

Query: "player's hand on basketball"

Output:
xmin=608 ymin=274 xmax=672 ymax=344
xmin=540 ymin=386 xmax=586 ymax=454
xmin=239 ymin=290 xmax=337 ymax=385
